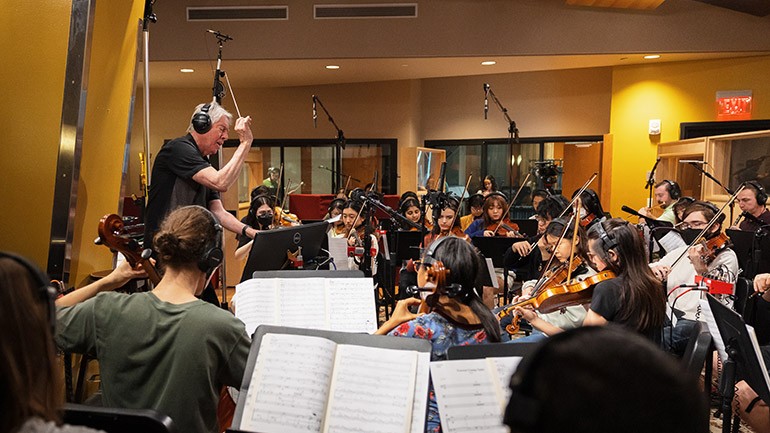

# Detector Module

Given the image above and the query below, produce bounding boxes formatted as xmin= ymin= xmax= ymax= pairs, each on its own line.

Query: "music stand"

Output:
xmin=511 ymin=219 xmax=538 ymax=238
xmin=240 ymin=221 xmax=329 ymax=282
xmin=395 ymin=230 xmax=423 ymax=261
xmin=472 ymin=236 xmax=519 ymax=304
xmin=727 ymin=229 xmax=770 ymax=280
xmin=706 ymin=294 xmax=770 ymax=433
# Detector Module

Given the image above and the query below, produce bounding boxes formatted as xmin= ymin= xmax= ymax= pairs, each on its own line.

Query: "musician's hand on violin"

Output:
xmin=505 ymin=230 xmax=518 ymax=238
xmin=514 ymin=305 xmax=537 ymax=322
xmin=512 ymin=241 xmax=531 ymax=256
xmin=638 ymin=207 xmax=650 ymax=217
xmin=687 ymin=245 xmax=708 ymax=274
xmin=235 ymin=116 xmax=253 ymax=144
xmin=483 ymin=230 xmax=495 ymax=237
xmin=650 ymin=265 xmax=671 ymax=282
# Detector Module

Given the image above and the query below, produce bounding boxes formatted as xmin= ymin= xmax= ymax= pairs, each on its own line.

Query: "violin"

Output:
xmin=498 ymin=269 xmax=616 ymax=334
xmin=487 ymin=219 xmax=521 ymax=237
xmin=275 ymin=208 xmax=301 ymax=227
xmin=579 ymin=213 xmax=596 ymax=228
xmin=696 ymin=232 xmax=731 ymax=265
xmin=95 ymin=214 xmax=161 ymax=285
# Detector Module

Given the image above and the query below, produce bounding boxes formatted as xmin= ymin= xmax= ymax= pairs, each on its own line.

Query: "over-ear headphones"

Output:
xmin=484 ymin=191 xmax=508 ymax=203
xmin=422 ymin=237 xmax=470 ymax=301
xmin=589 ymin=221 xmax=618 ymax=257
xmin=662 ymin=179 xmax=681 ymax=200
xmin=192 ymin=103 xmax=212 ymax=134
xmin=744 ymin=180 xmax=768 ymax=206
xmin=197 ymin=208 xmax=224 ymax=278
xmin=0 ymin=251 xmax=57 ymax=334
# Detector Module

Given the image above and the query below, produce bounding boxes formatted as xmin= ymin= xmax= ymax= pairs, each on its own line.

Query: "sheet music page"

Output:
xmin=239 ymin=333 xmax=337 ymax=433
xmin=699 ymin=299 xmax=728 ymax=362
xmin=326 ymin=278 xmax=377 ymax=333
xmin=277 ymin=278 xmax=329 ymax=329
xmin=747 ymin=325 xmax=770 ymax=394
xmin=485 ymin=258 xmax=498 ymax=289
xmin=430 ymin=359 xmax=508 ymax=433
xmin=410 ymin=352 xmax=431 ymax=433
xmin=328 ymin=236 xmax=350 ymax=271
xmin=486 ymin=356 xmax=523 ymax=410
xmin=234 ymin=279 xmax=279 ymax=337
xmin=322 ymin=344 xmax=418 ymax=433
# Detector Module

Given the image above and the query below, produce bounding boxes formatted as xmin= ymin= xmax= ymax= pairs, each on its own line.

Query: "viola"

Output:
xmin=96 ymin=214 xmax=161 ymax=285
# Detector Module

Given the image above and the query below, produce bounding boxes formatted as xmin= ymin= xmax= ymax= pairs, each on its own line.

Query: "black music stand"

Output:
xmin=63 ymin=403 xmax=177 ymax=433
xmin=472 ymin=236 xmax=520 ymax=304
xmin=447 ymin=342 xmax=542 ymax=360
xmin=395 ymin=230 xmax=423 ymax=261
xmin=727 ymin=229 xmax=770 ymax=280
xmin=511 ymin=219 xmax=539 ymax=238
xmin=240 ymin=221 xmax=329 ymax=282
xmin=707 ymin=294 xmax=770 ymax=433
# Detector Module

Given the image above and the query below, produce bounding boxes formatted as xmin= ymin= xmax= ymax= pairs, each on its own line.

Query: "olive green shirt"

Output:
xmin=56 ymin=292 xmax=250 ymax=433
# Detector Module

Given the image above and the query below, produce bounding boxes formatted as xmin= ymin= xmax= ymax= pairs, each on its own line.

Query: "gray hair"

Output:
xmin=187 ymin=101 xmax=233 ymax=133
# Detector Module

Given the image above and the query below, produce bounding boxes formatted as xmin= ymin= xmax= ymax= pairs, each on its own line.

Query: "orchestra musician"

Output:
xmin=500 ymin=217 xmax=596 ymax=342
xmin=423 ymin=195 xmax=469 ymax=247
xmin=515 ymin=219 xmax=666 ymax=344
xmin=57 ymin=206 xmax=251 ymax=433
xmin=262 ymin=166 xmax=280 ymax=198
xmin=477 ymin=174 xmax=498 ymax=197
xmin=530 ymin=189 xmax=549 ymax=212
xmin=459 ymin=193 xmax=484 ymax=232
xmin=398 ymin=193 xmax=423 ymax=227
xmin=650 ymin=201 xmax=738 ymax=354
xmin=325 ymin=197 xmax=347 ymax=238
xmin=732 ymin=180 xmax=770 ymax=232
xmin=464 ymin=192 xmax=520 ymax=238
xmin=342 ymin=199 xmax=379 ymax=273
xmin=143 ymin=101 xmax=254 ymax=306
xmin=374 ymin=237 xmax=501 ymax=432
xmin=638 ymin=179 xmax=681 ymax=224
xmin=572 ymin=187 xmax=607 ymax=229
xmin=234 ymin=194 xmax=278 ymax=261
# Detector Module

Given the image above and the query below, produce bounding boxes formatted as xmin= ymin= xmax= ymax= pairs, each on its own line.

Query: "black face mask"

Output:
xmin=257 ymin=213 xmax=274 ymax=229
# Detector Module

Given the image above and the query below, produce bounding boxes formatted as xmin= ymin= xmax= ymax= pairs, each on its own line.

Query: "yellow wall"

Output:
xmin=70 ymin=0 xmax=145 ymax=285
xmin=608 ymin=56 xmax=770 ymax=218
xmin=0 ymin=1 xmax=72 ymax=267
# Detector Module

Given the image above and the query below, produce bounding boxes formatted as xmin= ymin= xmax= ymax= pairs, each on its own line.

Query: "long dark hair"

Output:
xmin=545 ymin=217 xmax=588 ymax=264
xmin=587 ymin=218 xmax=665 ymax=335
xmin=431 ymin=196 xmax=461 ymax=235
xmin=481 ymin=175 xmax=498 ymax=192
xmin=425 ymin=238 xmax=501 ymax=342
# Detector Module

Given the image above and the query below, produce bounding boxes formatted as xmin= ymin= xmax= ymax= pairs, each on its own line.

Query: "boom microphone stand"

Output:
xmin=312 ymin=95 xmax=347 ymax=149
xmin=484 ymin=83 xmax=520 ymax=194
xmin=683 ymin=161 xmax=736 ymax=224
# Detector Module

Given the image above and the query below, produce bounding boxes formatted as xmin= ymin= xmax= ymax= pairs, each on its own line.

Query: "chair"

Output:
xmin=63 ymin=403 xmax=177 ymax=433
xmin=680 ymin=321 xmax=713 ymax=379
xmin=733 ymin=277 xmax=752 ymax=317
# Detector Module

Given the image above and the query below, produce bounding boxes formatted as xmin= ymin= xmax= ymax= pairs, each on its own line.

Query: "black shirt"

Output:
xmin=144 ymin=134 xmax=220 ymax=249
xmin=739 ymin=208 xmax=770 ymax=233
xmin=591 ymin=276 xmax=662 ymax=344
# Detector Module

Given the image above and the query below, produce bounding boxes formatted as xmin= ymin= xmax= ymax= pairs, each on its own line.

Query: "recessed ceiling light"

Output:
xmin=180 ymin=68 xmax=195 ymax=73
xmin=481 ymin=61 xmax=496 ymax=66
xmin=325 ymin=65 xmax=340 ymax=70
xmin=643 ymin=55 xmax=661 ymax=60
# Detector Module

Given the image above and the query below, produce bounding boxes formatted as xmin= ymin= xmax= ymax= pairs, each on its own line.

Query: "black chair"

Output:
xmin=63 ymin=403 xmax=177 ymax=433
xmin=680 ymin=321 xmax=713 ymax=379
xmin=733 ymin=277 xmax=752 ymax=317
xmin=447 ymin=342 xmax=542 ymax=360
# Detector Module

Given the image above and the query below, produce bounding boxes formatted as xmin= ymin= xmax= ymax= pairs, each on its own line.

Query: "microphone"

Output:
xmin=483 ymin=83 xmax=490 ymax=120
xmin=206 ymin=29 xmax=233 ymax=41
xmin=679 ymin=160 xmax=705 ymax=164
xmin=312 ymin=95 xmax=317 ymax=128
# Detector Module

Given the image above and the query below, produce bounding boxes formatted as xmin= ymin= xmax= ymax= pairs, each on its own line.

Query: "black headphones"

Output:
xmin=192 ymin=103 xmax=212 ymax=134
xmin=328 ymin=198 xmax=346 ymax=215
xmin=589 ymin=220 xmax=618 ymax=257
xmin=743 ymin=180 xmax=768 ymax=206
xmin=0 ymin=251 xmax=57 ymax=334
xmin=197 ymin=208 xmax=224 ymax=278
xmin=422 ymin=237 xmax=469 ymax=301
xmin=661 ymin=179 xmax=681 ymax=200
xmin=484 ymin=191 xmax=508 ymax=203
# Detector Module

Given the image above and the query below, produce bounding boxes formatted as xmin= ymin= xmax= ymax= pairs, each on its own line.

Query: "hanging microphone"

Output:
xmin=483 ymin=83 xmax=490 ymax=120
xmin=679 ymin=160 xmax=705 ymax=164
xmin=206 ymin=29 xmax=233 ymax=41
xmin=312 ymin=95 xmax=318 ymax=128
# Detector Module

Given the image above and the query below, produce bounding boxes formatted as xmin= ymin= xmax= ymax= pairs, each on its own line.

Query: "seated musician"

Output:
xmin=499 ymin=217 xmax=596 ymax=342
xmin=648 ymin=201 xmax=738 ymax=354
xmin=638 ymin=179 xmax=681 ymax=224
xmin=375 ymin=236 xmax=501 ymax=432
xmin=0 ymin=252 xmax=144 ymax=433
xmin=459 ymin=193 xmax=484 ymax=232
xmin=325 ymin=197 xmax=347 ymax=238
xmin=515 ymin=219 xmax=666 ymax=344
xmin=465 ymin=192 xmax=520 ymax=238
xmin=530 ymin=189 xmax=549 ymax=213
xmin=234 ymin=193 xmax=278 ymax=261
xmin=398 ymin=193 xmax=423 ymax=227
xmin=342 ymin=199 xmax=379 ymax=273
xmin=56 ymin=206 xmax=251 ymax=433
xmin=572 ymin=187 xmax=607 ymax=229
xmin=732 ymin=180 xmax=770 ymax=232
xmin=424 ymin=195 xmax=468 ymax=247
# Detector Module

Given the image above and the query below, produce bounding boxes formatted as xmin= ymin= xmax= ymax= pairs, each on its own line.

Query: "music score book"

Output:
xmin=233 ymin=325 xmax=432 ymax=433
xmin=430 ymin=357 xmax=522 ymax=433
xmin=234 ymin=277 xmax=377 ymax=336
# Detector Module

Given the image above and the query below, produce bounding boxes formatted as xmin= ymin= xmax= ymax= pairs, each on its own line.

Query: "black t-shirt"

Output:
xmin=144 ymin=134 xmax=220 ymax=249
xmin=591 ymin=276 xmax=661 ymax=344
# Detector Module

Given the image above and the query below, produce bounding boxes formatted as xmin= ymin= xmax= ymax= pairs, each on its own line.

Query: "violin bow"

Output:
xmin=531 ymin=202 xmax=579 ymax=295
xmin=346 ymin=178 xmax=377 ymax=238
xmin=493 ymin=172 xmax=532 ymax=235
xmin=566 ymin=197 xmax=582 ymax=283
xmin=668 ymin=185 xmax=745 ymax=270
xmin=273 ymin=163 xmax=284 ymax=208
xmin=445 ymin=174 xmax=472 ymax=238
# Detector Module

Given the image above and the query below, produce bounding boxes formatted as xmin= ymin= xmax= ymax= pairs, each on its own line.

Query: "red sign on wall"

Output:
xmin=716 ymin=90 xmax=753 ymax=121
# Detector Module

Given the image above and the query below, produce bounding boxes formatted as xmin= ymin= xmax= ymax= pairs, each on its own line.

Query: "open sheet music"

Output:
xmin=430 ymin=357 xmax=522 ymax=433
xmin=234 ymin=277 xmax=376 ymax=336
xmin=236 ymin=331 xmax=431 ymax=433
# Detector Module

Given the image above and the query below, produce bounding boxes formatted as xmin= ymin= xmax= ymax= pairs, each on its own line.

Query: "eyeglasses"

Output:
xmin=680 ymin=220 xmax=707 ymax=230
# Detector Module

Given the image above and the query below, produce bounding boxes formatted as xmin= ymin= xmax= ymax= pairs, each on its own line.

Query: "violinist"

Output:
xmin=530 ymin=189 xmax=549 ymax=212
xmin=459 ymin=193 xmax=484 ymax=232
xmin=424 ymin=195 xmax=468 ymax=248
xmin=649 ymin=201 xmax=738 ymax=354
xmin=234 ymin=194 xmax=277 ymax=261
xmin=398 ymin=193 xmax=423 ymax=229
xmin=465 ymin=192 xmax=520 ymax=238
xmin=262 ymin=166 xmax=280 ymax=198
xmin=515 ymin=219 xmax=666 ymax=343
xmin=732 ymin=180 xmax=770 ymax=232
xmin=500 ymin=217 xmax=596 ymax=342
xmin=325 ymin=198 xmax=347 ymax=238
xmin=342 ymin=199 xmax=379 ymax=273
xmin=374 ymin=237 xmax=501 ymax=431
xmin=477 ymin=174 xmax=498 ymax=197
xmin=638 ymin=180 xmax=681 ymax=224
xmin=571 ymin=187 xmax=607 ymax=229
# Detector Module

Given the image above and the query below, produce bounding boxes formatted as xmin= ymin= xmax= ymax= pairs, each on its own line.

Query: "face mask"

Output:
xmin=257 ymin=213 xmax=274 ymax=229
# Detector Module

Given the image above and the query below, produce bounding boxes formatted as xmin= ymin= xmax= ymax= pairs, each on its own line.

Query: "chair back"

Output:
xmin=680 ymin=321 xmax=712 ymax=379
